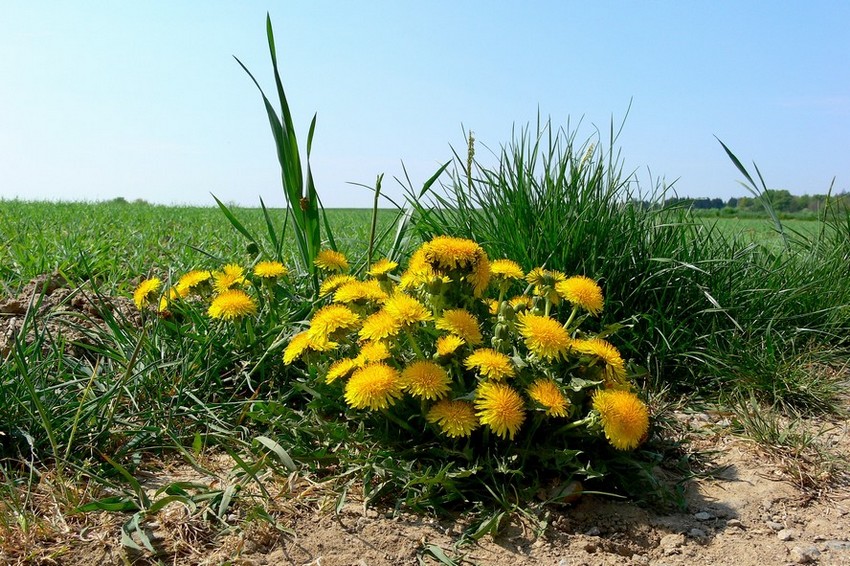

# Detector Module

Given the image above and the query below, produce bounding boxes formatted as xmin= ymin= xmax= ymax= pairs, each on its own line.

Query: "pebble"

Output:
xmin=688 ymin=528 xmax=707 ymax=539
xmin=777 ymin=528 xmax=798 ymax=542
xmin=789 ymin=546 xmax=820 ymax=564
xmin=726 ymin=519 xmax=744 ymax=528
xmin=766 ymin=521 xmax=784 ymax=531
xmin=825 ymin=540 xmax=850 ymax=551
xmin=584 ymin=526 xmax=601 ymax=536
xmin=694 ymin=512 xmax=713 ymax=521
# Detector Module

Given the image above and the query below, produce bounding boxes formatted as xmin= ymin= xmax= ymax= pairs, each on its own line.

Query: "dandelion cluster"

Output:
xmin=284 ymin=236 xmax=650 ymax=452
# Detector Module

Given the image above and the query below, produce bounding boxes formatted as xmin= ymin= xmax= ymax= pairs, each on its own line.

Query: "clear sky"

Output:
xmin=2 ymin=2 xmax=848 ymax=208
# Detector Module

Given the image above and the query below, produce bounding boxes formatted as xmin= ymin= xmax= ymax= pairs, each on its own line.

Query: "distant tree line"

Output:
xmin=635 ymin=190 xmax=850 ymax=216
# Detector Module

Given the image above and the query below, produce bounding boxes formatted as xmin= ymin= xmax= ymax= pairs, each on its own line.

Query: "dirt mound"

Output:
xmin=0 ymin=274 xmax=138 ymax=358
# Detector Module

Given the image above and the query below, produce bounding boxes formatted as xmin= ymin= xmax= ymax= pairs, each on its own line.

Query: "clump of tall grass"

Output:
xmin=407 ymin=121 xmax=850 ymax=413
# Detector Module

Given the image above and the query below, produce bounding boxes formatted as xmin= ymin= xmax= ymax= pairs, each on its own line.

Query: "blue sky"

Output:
xmin=1 ymin=2 xmax=848 ymax=208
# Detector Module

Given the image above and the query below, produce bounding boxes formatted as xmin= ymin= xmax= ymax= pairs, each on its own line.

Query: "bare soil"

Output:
xmin=2 ymin=276 xmax=849 ymax=565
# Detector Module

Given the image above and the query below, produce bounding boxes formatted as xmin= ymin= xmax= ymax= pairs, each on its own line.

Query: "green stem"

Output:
xmin=405 ymin=328 xmax=425 ymax=359
xmin=554 ymin=414 xmax=595 ymax=435
xmin=562 ymin=305 xmax=579 ymax=332
xmin=381 ymin=408 xmax=416 ymax=434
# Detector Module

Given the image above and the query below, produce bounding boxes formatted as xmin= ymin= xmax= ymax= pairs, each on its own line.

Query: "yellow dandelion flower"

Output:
xmin=355 ymin=341 xmax=391 ymax=365
xmin=421 ymin=236 xmax=485 ymax=271
xmin=213 ymin=264 xmax=246 ymax=293
xmin=283 ymin=331 xmax=337 ymax=364
xmin=208 ymin=289 xmax=257 ymax=321
xmin=555 ymin=275 xmax=604 ymax=316
xmin=326 ymin=358 xmax=358 ymax=384
xmin=254 ymin=261 xmax=288 ymax=279
xmin=592 ymin=389 xmax=650 ymax=450
xmin=359 ymin=310 xmax=401 ymax=342
xmin=527 ymin=379 xmax=570 ymax=417
xmin=475 ymin=382 xmax=526 ymax=440
xmin=509 ymin=296 xmax=534 ymax=313
xmin=344 ymin=363 xmax=404 ymax=410
xmin=490 ymin=259 xmax=524 ymax=280
xmin=158 ymin=287 xmax=180 ymax=312
xmin=333 ymin=280 xmax=388 ymax=304
xmin=464 ymin=348 xmax=516 ymax=380
xmin=426 ymin=399 xmax=479 ymax=438
xmin=133 ymin=277 xmax=162 ymax=309
xmin=525 ymin=268 xmax=566 ymax=304
xmin=314 ymin=249 xmax=349 ymax=272
xmin=435 ymin=334 xmax=465 ymax=357
xmin=283 ymin=332 xmax=312 ymax=364
xmin=398 ymin=248 xmax=435 ymax=290
xmin=435 ymin=309 xmax=483 ymax=345
xmin=516 ymin=313 xmax=571 ymax=360
xmin=308 ymin=304 xmax=360 ymax=340
xmin=486 ymin=299 xmax=500 ymax=316
xmin=383 ymin=293 xmax=432 ymax=327
xmin=401 ymin=360 xmax=451 ymax=400
xmin=319 ymin=274 xmax=356 ymax=297
xmin=367 ymin=258 xmax=399 ymax=277
xmin=467 ymin=254 xmax=491 ymax=297
xmin=572 ymin=338 xmax=627 ymax=386
xmin=176 ymin=270 xmax=212 ymax=296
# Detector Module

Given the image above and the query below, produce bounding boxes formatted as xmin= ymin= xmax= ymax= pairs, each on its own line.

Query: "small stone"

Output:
xmin=726 ymin=519 xmax=744 ymax=528
xmin=631 ymin=555 xmax=650 ymax=565
xmin=766 ymin=521 xmax=784 ymax=531
xmin=583 ymin=542 xmax=597 ymax=553
xmin=694 ymin=512 xmax=713 ymax=521
xmin=825 ymin=540 xmax=850 ymax=551
xmin=660 ymin=533 xmax=686 ymax=549
xmin=789 ymin=546 xmax=820 ymax=564
xmin=688 ymin=528 xmax=707 ymax=539
xmin=585 ymin=526 xmax=601 ymax=536
xmin=778 ymin=528 xmax=798 ymax=541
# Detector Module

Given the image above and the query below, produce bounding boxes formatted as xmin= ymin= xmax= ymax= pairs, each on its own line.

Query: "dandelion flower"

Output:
xmin=467 ymin=255 xmax=491 ymax=297
xmin=208 ymin=289 xmax=257 ymax=320
xmin=254 ymin=261 xmax=288 ymax=279
xmin=359 ymin=309 xmax=401 ymax=342
xmin=527 ymin=379 xmax=569 ymax=417
xmin=283 ymin=331 xmax=336 ymax=364
xmin=436 ymin=309 xmax=483 ymax=345
xmin=326 ymin=358 xmax=358 ymax=384
xmin=333 ymin=280 xmax=388 ymax=304
xmin=158 ymin=287 xmax=180 ymax=312
xmin=367 ymin=258 xmax=399 ymax=277
xmin=355 ymin=341 xmax=391 ymax=365
xmin=464 ymin=348 xmax=515 ymax=380
xmin=383 ymin=293 xmax=432 ymax=327
xmin=133 ymin=277 xmax=162 ymax=309
xmin=592 ymin=389 xmax=649 ymax=450
xmin=308 ymin=304 xmax=360 ymax=340
xmin=401 ymin=361 xmax=451 ymax=400
xmin=555 ymin=275 xmax=604 ymax=316
xmin=398 ymin=248 xmax=435 ymax=290
xmin=490 ymin=259 xmax=524 ymax=280
xmin=422 ymin=236 xmax=485 ymax=271
xmin=435 ymin=335 xmax=465 ymax=358
xmin=427 ymin=399 xmax=479 ymax=438
xmin=344 ymin=363 xmax=404 ymax=410
xmin=572 ymin=338 xmax=627 ymax=386
xmin=475 ymin=382 xmax=526 ymax=440
xmin=516 ymin=313 xmax=571 ymax=360
xmin=525 ymin=268 xmax=566 ymax=304
xmin=314 ymin=249 xmax=349 ymax=272
xmin=176 ymin=270 xmax=212 ymax=297
xmin=319 ymin=274 xmax=357 ymax=297
xmin=213 ymin=264 xmax=246 ymax=293
xmin=509 ymin=296 xmax=534 ymax=313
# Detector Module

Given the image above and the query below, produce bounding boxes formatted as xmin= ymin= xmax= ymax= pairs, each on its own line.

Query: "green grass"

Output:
xmin=0 ymin=199 xmax=396 ymax=293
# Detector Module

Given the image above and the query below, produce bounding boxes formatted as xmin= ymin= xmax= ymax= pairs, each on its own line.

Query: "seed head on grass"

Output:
xmin=427 ymin=399 xmax=479 ymax=438
xmin=344 ymin=363 xmax=404 ymax=410
xmin=592 ymin=389 xmax=649 ymax=450
xmin=208 ymin=289 xmax=257 ymax=321
xmin=133 ymin=277 xmax=162 ymax=309
xmin=475 ymin=381 xmax=526 ymax=440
